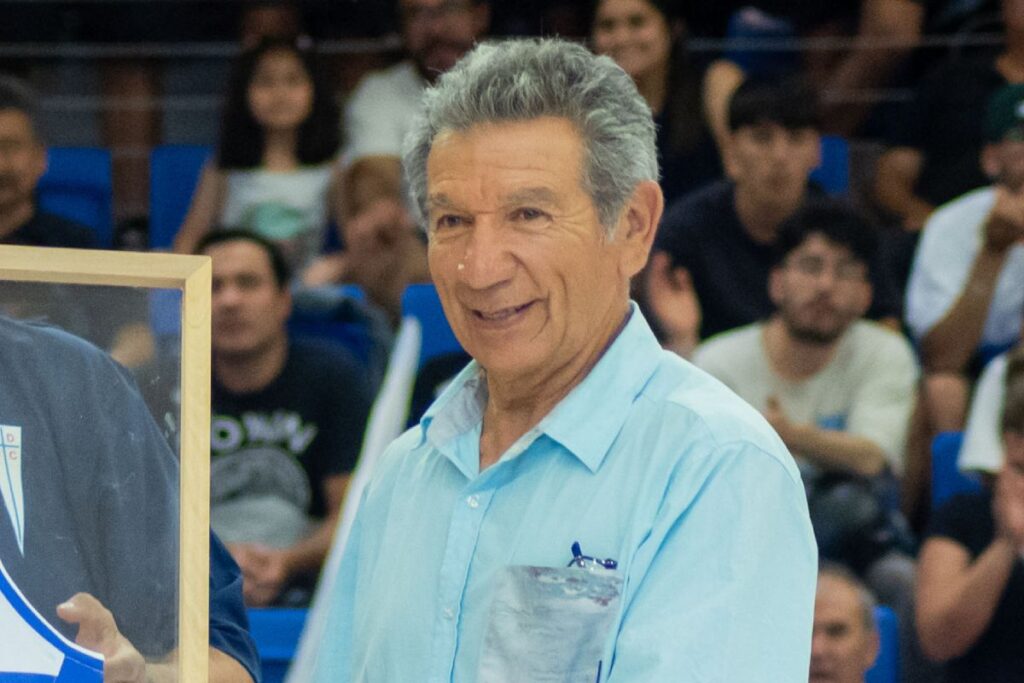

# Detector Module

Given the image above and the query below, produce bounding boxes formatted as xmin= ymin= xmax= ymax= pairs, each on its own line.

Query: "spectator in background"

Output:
xmin=904 ymin=83 xmax=1024 ymax=434
xmin=875 ymin=0 xmax=1024 ymax=236
xmin=959 ymin=342 xmax=1024 ymax=476
xmin=916 ymin=372 xmax=1024 ymax=681
xmin=702 ymin=0 xmax=928 ymax=146
xmin=693 ymin=200 xmax=916 ymax=606
xmin=874 ymin=0 xmax=1024 ymax=291
xmin=811 ymin=564 xmax=881 ymax=683
xmin=646 ymin=77 xmax=897 ymax=357
xmin=174 ymin=37 xmax=342 ymax=285
xmin=198 ymin=230 xmax=372 ymax=607
xmin=332 ymin=0 xmax=490 ymax=322
xmin=0 ymin=75 xmax=152 ymax=368
xmin=589 ymin=0 xmax=720 ymax=204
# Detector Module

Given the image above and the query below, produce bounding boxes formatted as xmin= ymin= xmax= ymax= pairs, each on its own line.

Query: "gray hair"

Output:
xmin=818 ymin=561 xmax=878 ymax=633
xmin=402 ymin=37 xmax=658 ymax=233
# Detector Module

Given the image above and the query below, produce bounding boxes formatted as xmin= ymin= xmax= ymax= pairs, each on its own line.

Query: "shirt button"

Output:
xmin=466 ymin=495 xmax=479 ymax=509
xmin=442 ymin=606 xmax=455 ymax=620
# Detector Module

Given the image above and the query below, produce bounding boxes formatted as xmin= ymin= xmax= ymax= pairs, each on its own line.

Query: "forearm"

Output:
xmin=821 ymin=0 xmax=922 ymax=134
xmin=873 ymin=151 xmax=933 ymax=230
xmin=702 ymin=59 xmax=745 ymax=153
xmin=917 ymin=538 xmax=1018 ymax=660
xmin=282 ymin=512 xmax=339 ymax=578
xmin=920 ymin=248 xmax=1008 ymax=372
xmin=784 ymin=423 xmax=887 ymax=476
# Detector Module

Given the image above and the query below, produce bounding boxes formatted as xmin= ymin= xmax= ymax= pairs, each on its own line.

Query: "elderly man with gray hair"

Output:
xmin=310 ymin=37 xmax=816 ymax=681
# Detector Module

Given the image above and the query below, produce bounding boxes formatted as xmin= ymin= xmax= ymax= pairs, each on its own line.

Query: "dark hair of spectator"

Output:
xmin=728 ymin=76 xmax=819 ymax=132
xmin=772 ymin=199 xmax=879 ymax=268
xmin=217 ymin=37 xmax=339 ymax=169
xmin=0 ymin=74 xmax=41 ymax=138
xmin=1001 ymin=374 xmax=1024 ymax=434
xmin=588 ymin=0 xmax=704 ymax=153
xmin=195 ymin=228 xmax=292 ymax=289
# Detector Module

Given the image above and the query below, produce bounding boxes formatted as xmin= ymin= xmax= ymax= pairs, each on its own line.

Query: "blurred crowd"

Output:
xmin=3 ymin=1 xmax=1024 ymax=681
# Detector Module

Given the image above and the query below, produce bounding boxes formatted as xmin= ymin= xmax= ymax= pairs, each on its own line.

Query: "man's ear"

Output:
xmin=616 ymin=180 xmax=663 ymax=279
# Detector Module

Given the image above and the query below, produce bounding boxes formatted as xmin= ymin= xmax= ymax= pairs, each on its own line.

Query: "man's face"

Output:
xmin=984 ymin=135 xmax=1024 ymax=191
xmin=725 ymin=122 xmax=819 ymax=211
xmin=425 ymin=117 xmax=648 ymax=382
xmin=0 ymin=109 xmax=46 ymax=213
xmin=206 ymin=240 xmax=291 ymax=358
xmin=810 ymin=575 xmax=878 ymax=683
xmin=399 ymin=0 xmax=489 ymax=81
xmin=770 ymin=234 xmax=872 ymax=345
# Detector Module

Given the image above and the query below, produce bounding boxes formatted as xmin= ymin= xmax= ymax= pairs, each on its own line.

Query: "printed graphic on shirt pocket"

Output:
xmin=477 ymin=565 xmax=623 ymax=683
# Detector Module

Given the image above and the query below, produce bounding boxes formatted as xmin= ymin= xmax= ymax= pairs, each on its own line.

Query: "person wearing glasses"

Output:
xmin=693 ymin=199 xmax=918 ymax=609
xmin=309 ymin=37 xmax=816 ymax=682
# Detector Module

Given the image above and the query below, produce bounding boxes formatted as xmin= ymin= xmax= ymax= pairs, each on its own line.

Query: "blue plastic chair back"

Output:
xmin=811 ymin=135 xmax=850 ymax=195
xmin=866 ymin=605 xmax=900 ymax=683
xmin=932 ymin=431 xmax=983 ymax=510
xmin=149 ymin=144 xmax=211 ymax=249
xmin=401 ymin=283 xmax=463 ymax=368
xmin=37 ymin=147 xmax=113 ymax=247
xmin=247 ymin=608 xmax=307 ymax=683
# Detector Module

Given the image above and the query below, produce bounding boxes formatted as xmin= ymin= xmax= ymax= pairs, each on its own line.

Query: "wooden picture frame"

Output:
xmin=0 ymin=244 xmax=211 ymax=683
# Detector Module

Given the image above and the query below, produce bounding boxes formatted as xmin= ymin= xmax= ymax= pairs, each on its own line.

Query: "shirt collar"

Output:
xmin=419 ymin=302 xmax=664 ymax=474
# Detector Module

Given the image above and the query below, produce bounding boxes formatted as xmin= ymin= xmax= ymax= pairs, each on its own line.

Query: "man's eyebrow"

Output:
xmin=425 ymin=193 xmax=458 ymax=211
xmin=504 ymin=187 xmax=561 ymax=208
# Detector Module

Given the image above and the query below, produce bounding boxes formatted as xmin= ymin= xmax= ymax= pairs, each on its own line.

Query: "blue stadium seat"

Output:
xmin=866 ymin=605 xmax=899 ymax=683
xmin=247 ymin=607 xmax=306 ymax=683
xmin=287 ymin=285 xmax=376 ymax=368
xmin=810 ymin=135 xmax=850 ymax=195
xmin=401 ymin=283 xmax=463 ymax=368
xmin=149 ymin=144 xmax=211 ymax=249
xmin=932 ymin=431 xmax=984 ymax=511
xmin=37 ymin=147 xmax=113 ymax=247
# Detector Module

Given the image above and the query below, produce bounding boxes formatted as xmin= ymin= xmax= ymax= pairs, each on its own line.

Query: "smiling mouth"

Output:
xmin=472 ymin=301 xmax=535 ymax=322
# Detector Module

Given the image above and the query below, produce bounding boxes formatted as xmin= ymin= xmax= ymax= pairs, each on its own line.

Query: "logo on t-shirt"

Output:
xmin=0 ymin=424 xmax=24 ymax=555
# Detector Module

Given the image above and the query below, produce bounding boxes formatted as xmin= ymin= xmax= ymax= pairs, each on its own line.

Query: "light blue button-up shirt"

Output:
xmin=311 ymin=306 xmax=817 ymax=682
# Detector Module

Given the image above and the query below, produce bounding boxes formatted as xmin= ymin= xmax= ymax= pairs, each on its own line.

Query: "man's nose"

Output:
xmin=458 ymin=221 xmax=514 ymax=290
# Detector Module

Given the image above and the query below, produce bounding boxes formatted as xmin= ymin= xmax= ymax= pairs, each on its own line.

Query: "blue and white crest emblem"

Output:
xmin=0 ymin=424 xmax=24 ymax=555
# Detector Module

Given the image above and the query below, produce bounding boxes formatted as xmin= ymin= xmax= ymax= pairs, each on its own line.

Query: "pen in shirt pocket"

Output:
xmin=567 ymin=541 xmax=618 ymax=572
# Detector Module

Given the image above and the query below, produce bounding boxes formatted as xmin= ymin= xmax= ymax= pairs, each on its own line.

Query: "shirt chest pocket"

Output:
xmin=477 ymin=565 xmax=623 ymax=683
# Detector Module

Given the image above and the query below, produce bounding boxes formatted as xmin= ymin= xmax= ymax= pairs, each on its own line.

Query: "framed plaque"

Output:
xmin=0 ymin=245 xmax=211 ymax=683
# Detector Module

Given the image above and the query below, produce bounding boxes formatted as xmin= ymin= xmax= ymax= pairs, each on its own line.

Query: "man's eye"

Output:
xmin=436 ymin=215 xmax=465 ymax=230
xmin=512 ymin=207 xmax=547 ymax=222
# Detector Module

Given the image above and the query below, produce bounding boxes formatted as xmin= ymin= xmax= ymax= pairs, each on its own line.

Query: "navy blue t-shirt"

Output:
xmin=0 ymin=316 xmax=258 ymax=679
xmin=927 ymin=490 xmax=1024 ymax=683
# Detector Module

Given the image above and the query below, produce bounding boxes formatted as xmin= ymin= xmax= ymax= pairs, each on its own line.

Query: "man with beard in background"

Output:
xmin=693 ymin=199 xmax=918 ymax=611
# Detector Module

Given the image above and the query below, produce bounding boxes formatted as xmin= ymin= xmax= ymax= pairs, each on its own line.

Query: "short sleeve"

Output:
xmin=904 ymin=193 xmax=989 ymax=340
xmin=314 ymin=348 xmax=373 ymax=477
xmin=845 ymin=330 xmax=920 ymax=474
xmin=926 ymin=491 xmax=992 ymax=559
xmin=960 ymin=354 xmax=1008 ymax=474
xmin=208 ymin=532 xmax=260 ymax=681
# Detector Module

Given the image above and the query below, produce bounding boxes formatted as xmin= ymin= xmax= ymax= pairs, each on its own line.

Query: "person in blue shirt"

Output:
xmin=310 ymin=37 xmax=816 ymax=682
xmin=0 ymin=314 xmax=258 ymax=682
